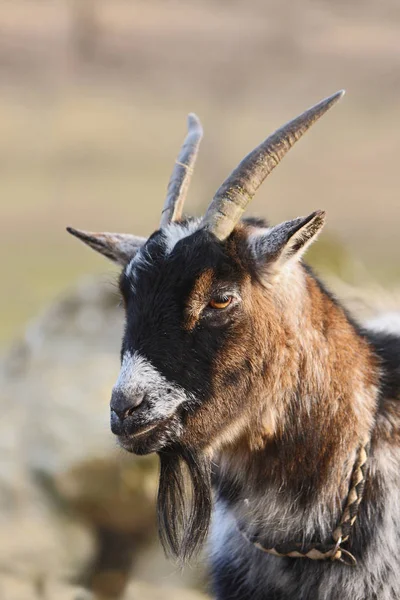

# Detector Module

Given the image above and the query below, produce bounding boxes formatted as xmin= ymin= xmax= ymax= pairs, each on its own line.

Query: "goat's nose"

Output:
xmin=110 ymin=388 xmax=145 ymax=420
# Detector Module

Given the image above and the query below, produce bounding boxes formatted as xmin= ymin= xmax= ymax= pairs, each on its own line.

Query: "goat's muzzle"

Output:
xmin=110 ymin=388 xmax=149 ymax=436
xmin=109 ymin=386 xmax=180 ymax=455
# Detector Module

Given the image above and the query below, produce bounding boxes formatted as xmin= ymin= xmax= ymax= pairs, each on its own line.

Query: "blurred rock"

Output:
xmin=0 ymin=574 xmax=39 ymax=600
xmin=0 ymin=575 xmax=92 ymax=600
xmin=123 ymin=581 xmax=209 ymax=600
xmin=43 ymin=582 xmax=93 ymax=600
xmin=0 ymin=277 xmax=206 ymax=598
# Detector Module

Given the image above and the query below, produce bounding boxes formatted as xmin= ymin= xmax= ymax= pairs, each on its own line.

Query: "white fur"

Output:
xmin=125 ymin=245 xmax=154 ymax=283
xmin=162 ymin=219 xmax=202 ymax=254
xmin=366 ymin=311 xmax=400 ymax=335
xmin=114 ymin=351 xmax=192 ymax=421
xmin=125 ymin=219 xmax=201 ymax=288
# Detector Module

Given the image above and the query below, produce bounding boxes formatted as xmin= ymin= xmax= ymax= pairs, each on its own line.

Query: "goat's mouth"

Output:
xmin=116 ymin=417 xmax=177 ymax=455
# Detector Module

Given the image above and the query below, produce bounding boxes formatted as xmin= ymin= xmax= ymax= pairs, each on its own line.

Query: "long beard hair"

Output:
xmin=157 ymin=446 xmax=212 ymax=563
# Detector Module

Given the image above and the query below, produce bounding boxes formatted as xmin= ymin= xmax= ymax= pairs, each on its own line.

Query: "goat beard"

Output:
xmin=157 ymin=446 xmax=213 ymax=563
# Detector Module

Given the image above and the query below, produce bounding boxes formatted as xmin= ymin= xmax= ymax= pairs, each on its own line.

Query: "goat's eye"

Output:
xmin=208 ymin=295 xmax=233 ymax=310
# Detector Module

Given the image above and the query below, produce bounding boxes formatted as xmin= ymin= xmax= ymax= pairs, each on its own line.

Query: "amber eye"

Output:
xmin=208 ymin=296 xmax=233 ymax=310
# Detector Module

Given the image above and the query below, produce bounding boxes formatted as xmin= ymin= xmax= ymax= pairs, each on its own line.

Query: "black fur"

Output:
xmin=364 ymin=329 xmax=400 ymax=401
xmin=119 ymin=229 xmax=243 ymax=402
xmin=157 ymin=446 xmax=212 ymax=562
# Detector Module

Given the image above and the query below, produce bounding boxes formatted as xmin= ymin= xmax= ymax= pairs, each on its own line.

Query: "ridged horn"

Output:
xmin=202 ymin=90 xmax=345 ymax=241
xmin=160 ymin=113 xmax=203 ymax=228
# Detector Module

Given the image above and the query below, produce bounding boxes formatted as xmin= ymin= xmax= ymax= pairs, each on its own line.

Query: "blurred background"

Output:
xmin=0 ymin=1 xmax=399 ymax=598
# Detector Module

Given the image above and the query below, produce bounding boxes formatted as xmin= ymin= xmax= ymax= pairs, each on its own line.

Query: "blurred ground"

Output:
xmin=1 ymin=0 xmax=400 ymax=347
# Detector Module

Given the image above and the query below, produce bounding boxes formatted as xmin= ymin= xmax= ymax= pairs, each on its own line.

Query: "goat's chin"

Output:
xmin=117 ymin=418 xmax=180 ymax=455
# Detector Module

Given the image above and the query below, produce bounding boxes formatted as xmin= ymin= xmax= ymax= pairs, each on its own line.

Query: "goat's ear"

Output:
xmin=66 ymin=227 xmax=146 ymax=265
xmin=250 ymin=210 xmax=326 ymax=269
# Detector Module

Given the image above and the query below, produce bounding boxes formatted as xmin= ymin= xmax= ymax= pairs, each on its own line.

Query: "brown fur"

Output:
xmin=179 ymin=227 xmax=379 ymax=513
xmin=184 ymin=268 xmax=214 ymax=331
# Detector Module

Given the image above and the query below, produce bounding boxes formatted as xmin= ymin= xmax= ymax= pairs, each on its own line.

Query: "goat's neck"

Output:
xmin=217 ymin=267 xmax=379 ymax=544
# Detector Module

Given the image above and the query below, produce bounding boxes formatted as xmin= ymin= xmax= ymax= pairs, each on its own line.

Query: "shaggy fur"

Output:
xmin=157 ymin=447 xmax=212 ymax=561
xmin=70 ymin=216 xmax=400 ymax=599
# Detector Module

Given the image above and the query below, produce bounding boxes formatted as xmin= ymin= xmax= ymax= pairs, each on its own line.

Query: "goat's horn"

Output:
xmin=160 ymin=113 xmax=203 ymax=228
xmin=202 ymin=90 xmax=345 ymax=241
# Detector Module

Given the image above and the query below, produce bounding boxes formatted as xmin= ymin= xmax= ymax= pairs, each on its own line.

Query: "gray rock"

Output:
xmin=123 ymin=581 xmax=209 ymax=600
xmin=0 ymin=277 xmax=206 ymax=597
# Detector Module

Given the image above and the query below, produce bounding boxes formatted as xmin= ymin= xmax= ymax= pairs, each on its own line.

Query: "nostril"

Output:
xmin=124 ymin=405 xmax=137 ymax=418
xmin=111 ymin=388 xmax=147 ymax=420
xmin=120 ymin=392 xmax=147 ymax=419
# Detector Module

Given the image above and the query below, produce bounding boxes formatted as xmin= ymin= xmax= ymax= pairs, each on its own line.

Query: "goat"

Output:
xmin=67 ymin=91 xmax=400 ymax=600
